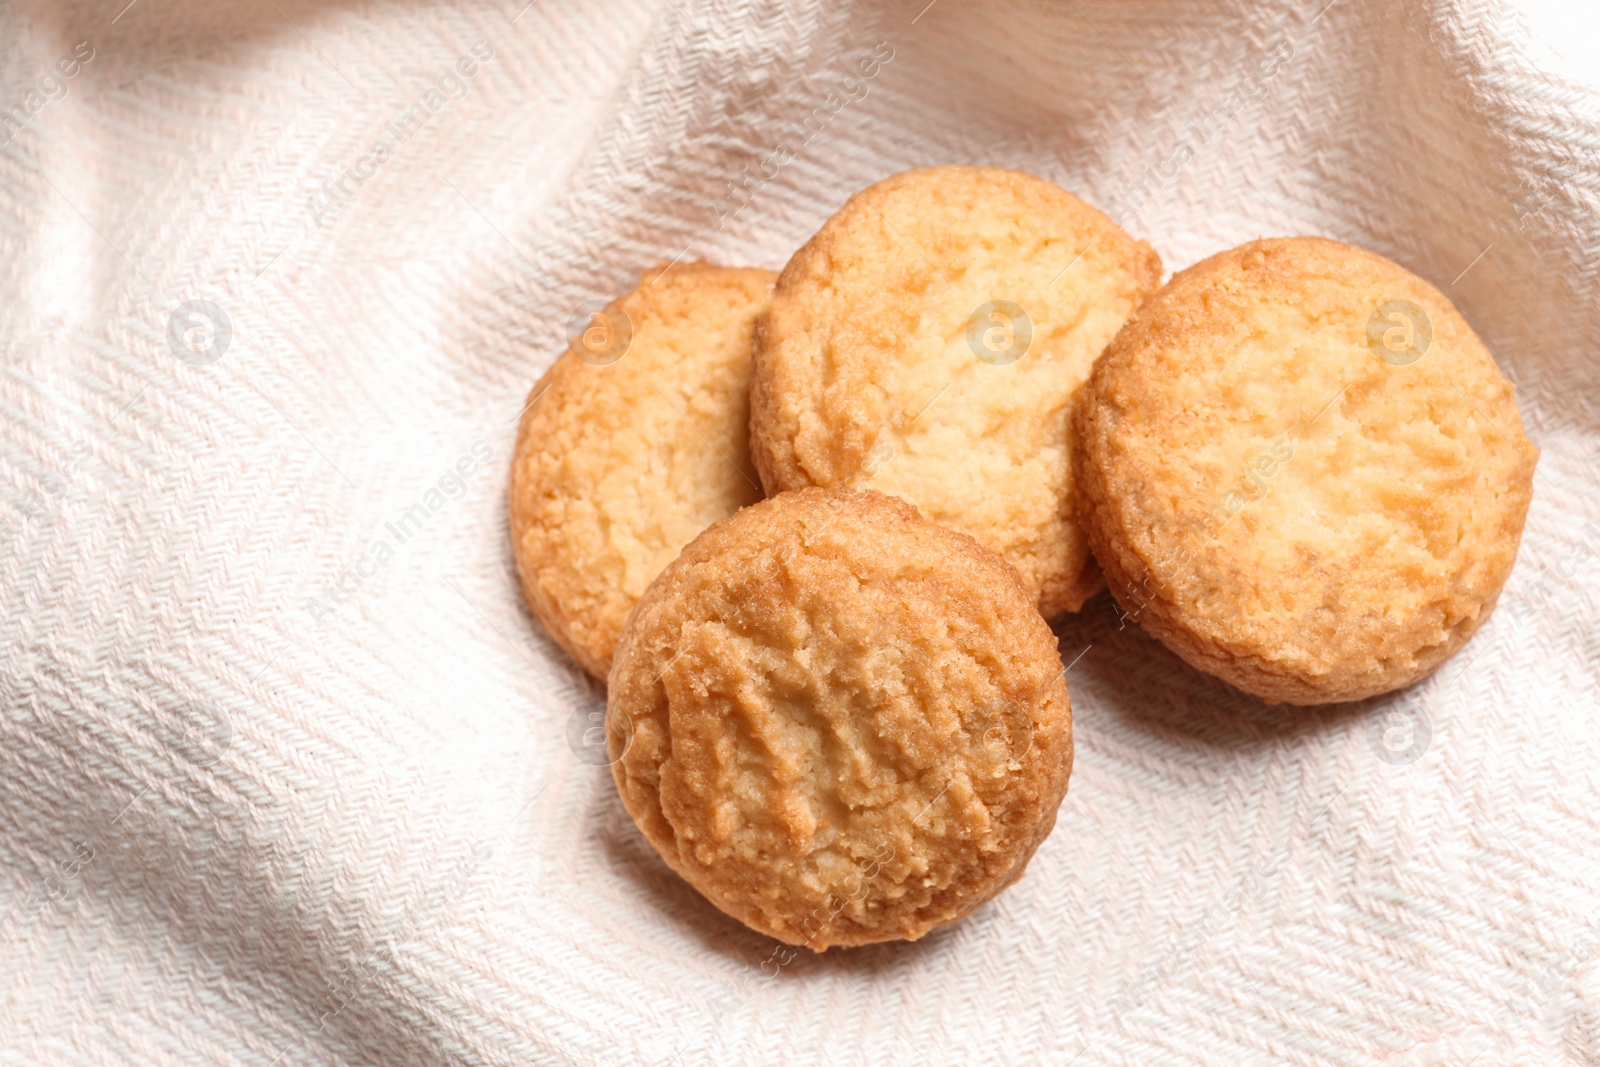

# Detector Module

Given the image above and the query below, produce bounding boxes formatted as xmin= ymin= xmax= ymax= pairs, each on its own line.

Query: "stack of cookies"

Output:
xmin=509 ymin=166 xmax=1537 ymax=950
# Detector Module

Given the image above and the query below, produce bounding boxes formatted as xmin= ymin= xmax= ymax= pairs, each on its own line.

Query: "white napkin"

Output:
xmin=2 ymin=0 xmax=1598 ymax=1064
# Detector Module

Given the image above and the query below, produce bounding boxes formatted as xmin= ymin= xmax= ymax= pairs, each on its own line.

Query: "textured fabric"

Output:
xmin=1 ymin=0 xmax=1598 ymax=1064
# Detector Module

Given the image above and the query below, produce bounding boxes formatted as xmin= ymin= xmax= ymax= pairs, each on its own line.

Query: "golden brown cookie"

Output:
xmin=608 ymin=488 xmax=1073 ymax=949
xmin=509 ymin=263 xmax=774 ymax=679
xmin=749 ymin=165 xmax=1162 ymax=618
xmin=1075 ymin=237 xmax=1538 ymax=705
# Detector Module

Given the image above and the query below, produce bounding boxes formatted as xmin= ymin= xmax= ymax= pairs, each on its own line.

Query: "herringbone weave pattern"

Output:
xmin=1 ymin=0 xmax=1597 ymax=1064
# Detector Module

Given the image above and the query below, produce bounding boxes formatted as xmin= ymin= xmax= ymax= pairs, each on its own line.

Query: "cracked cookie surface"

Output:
xmin=608 ymin=488 xmax=1073 ymax=949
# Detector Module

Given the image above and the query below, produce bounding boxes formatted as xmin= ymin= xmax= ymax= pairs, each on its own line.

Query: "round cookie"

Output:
xmin=509 ymin=263 xmax=775 ymax=679
xmin=1075 ymin=237 xmax=1538 ymax=705
xmin=608 ymin=488 xmax=1073 ymax=949
xmin=749 ymin=165 xmax=1162 ymax=618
